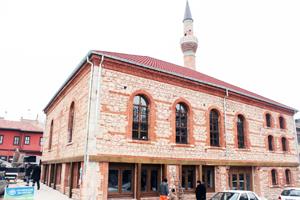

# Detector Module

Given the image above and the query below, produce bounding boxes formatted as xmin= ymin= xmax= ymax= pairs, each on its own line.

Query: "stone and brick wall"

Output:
xmin=96 ymin=62 xmax=298 ymax=165
xmin=42 ymin=65 xmax=91 ymax=162
xmin=41 ymin=56 xmax=299 ymax=200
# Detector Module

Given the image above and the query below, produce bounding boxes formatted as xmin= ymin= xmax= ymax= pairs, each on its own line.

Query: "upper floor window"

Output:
xmin=210 ymin=109 xmax=220 ymax=147
xmin=176 ymin=103 xmax=188 ymax=144
xmin=0 ymin=135 xmax=3 ymax=144
xmin=282 ymin=137 xmax=288 ymax=152
xmin=49 ymin=120 xmax=54 ymax=149
xmin=13 ymin=136 xmax=20 ymax=145
xmin=285 ymin=169 xmax=291 ymax=185
xmin=279 ymin=116 xmax=286 ymax=129
xmin=266 ymin=113 xmax=272 ymax=128
xmin=132 ymin=95 xmax=148 ymax=140
xmin=271 ymin=169 xmax=278 ymax=185
xmin=268 ymin=135 xmax=274 ymax=151
xmin=68 ymin=102 xmax=75 ymax=143
xmin=24 ymin=136 xmax=30 ymax=145
xmin=237 ymin=115 xmax=246 ymax=148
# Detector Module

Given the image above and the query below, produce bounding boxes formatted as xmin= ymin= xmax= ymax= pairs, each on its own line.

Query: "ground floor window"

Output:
xmin=141 ymin=164 xmax=161 ymax=196
xmin=202 ymin=166 xmax=215 ymax=192
xmin=229 ymin=167 xmax=252 ymax=191
xmin=108 ymin=163 xmax=134 ymax=198
xmin=181 ymin=165 xmax=195 ymax=191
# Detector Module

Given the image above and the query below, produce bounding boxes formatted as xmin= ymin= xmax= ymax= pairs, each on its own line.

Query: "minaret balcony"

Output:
xmin=180 ymin=35 xmax=198 ymax=45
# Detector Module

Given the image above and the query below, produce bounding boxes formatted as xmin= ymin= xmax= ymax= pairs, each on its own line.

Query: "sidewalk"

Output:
xmin=1 ymin=181 xmax=71 ymax=200
xmin=35 ymin=184 xmax=71 ymax=200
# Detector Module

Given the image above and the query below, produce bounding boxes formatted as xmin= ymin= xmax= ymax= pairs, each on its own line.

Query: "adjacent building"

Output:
xmin=0 ymin=118 xmax=43 ymax=162
xmin=41 ymin=2 xmax=299 ymax=200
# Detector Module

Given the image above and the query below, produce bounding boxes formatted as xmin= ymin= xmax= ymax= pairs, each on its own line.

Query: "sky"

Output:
xmin=0 ymin=0 xmax=299 ymax=122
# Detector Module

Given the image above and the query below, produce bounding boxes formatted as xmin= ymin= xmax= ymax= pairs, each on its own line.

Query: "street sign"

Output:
xmin=4 ymin=186 xmax=34 ymax=200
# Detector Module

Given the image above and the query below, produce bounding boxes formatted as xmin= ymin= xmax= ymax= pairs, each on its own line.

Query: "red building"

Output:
xmin=0 ymin=118 xmax=43 ymax=162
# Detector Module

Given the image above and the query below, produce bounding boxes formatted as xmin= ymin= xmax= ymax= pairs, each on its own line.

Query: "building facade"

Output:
xmin=296 ymin=119 xmax=300 ymax=155
xmin=0 ymin=118 xmax=43 ymax=162
xmin=41 ymin=2 xmax=299 ymax=200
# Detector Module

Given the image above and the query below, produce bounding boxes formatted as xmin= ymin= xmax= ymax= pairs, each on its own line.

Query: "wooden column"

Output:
xmin=162 ymin=164 xmax=167 ymax=180
xmin=47 ymin=164 xmax=52 ymax=186
xmin=53 ymin=164 xmax=57 ymax=189
xmin=197 ymin=165 xmax=203 ymax=182
xmin=69 ymin=162 xmax=74 ymax=198
xmin=136 ymin=163 xmax=141 ymax=200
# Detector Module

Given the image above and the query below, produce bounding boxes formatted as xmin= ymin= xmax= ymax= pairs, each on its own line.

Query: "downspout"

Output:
xmin=224 ymin=89 xmax=229 ymax=157
xmin=83 ymin=55 xmax=104 ymax=199
xmin=83 ymin=56 xmax=94 ymax=177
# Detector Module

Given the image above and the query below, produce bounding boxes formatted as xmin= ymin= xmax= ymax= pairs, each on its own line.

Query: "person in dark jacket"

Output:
xmin=195 ymin=180 xmax=206 ymax=200
xmin=31 ymin=165 xmax=41 ymax=190
xmin=24 ymin=164 xmax=33 ymax=186
xmin=159 ymin=178 xmax=169 ymax=200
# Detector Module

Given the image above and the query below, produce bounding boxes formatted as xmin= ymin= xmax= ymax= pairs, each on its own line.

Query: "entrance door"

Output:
xmin=229 ymin=167 xmax=252 ymax=191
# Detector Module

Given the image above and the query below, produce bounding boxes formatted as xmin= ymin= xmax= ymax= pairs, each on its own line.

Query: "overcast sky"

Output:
xmin=0 ymin=0 xmax=299 ymax=121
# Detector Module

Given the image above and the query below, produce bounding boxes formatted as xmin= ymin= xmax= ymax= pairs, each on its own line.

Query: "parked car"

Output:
xmin=210 ymin=190 xmax=265 ymax=200
xmin=279 ymin=188 xmax=300 ymax=200
xmin=0 ymin=172 xmax=8 ymax=194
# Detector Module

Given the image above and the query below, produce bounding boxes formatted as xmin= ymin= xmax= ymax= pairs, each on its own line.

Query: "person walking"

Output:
xmin=31 ymin=165 xmax=41 ymax=190
xmin=159 ymin=178 xmax=169 ymax=200
xmin=195 ymin=180 xmax=206 ymax=200
xmin=169 ymin=188 xmax=178 ymax=200
xmin=24 ymin=164 xmax=33 ymax=186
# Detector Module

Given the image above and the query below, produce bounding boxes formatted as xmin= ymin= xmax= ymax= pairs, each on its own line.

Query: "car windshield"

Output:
xmin=211 ymin=192 xmax=240 ymax=200
xmin=281 ymin=189 xmax=300 ymax=196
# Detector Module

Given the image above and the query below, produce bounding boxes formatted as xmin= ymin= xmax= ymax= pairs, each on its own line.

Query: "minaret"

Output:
xmin=180 ymin=1 xmax=198 ymax=70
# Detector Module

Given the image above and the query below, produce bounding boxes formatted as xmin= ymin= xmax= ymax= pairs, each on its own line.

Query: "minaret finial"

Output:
xmin=180 ymin=1 xmax=198 ymax=70
xmin=183 ymin=1 xmax=193 ymax=22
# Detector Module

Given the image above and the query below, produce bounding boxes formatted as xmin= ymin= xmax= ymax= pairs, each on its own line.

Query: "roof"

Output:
xmin=93 ymin=50 xmax=296 ymax=112
xmin=0 ymin=119 xmax=43 ymax=132
xmin=44 ymin=50 xmax=297 ymax=113
xmin=183 ymin=1 xmax=193 ymax=21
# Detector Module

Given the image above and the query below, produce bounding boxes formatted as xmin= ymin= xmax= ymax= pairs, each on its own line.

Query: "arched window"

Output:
xmin=49 ymin=120 xmax=54 ymax=150
xmin=68 ymin=102 xmax=75 ymax=143
xmin=282 ymin=137 xmax=288 ymax=152
xmin=266 ymin=113 xmax=272 ymax=128
xmin=176 ymin=103 xmax=188 ymax=144
xmin=268 ymin=135 xmax=274 ymax=151
xmin=132 ymin=95 xmax=148 ymax=140
xmin=210 ymin=109 xmax=220 ymax=147
xmin=271 ymin=169 xmax=278 ymax=185
xmin=279 ymin=116 xmax=285 ymax=129
xmin=237 ymin=115 xmax=245 ymax=148
xmin=285 ymin=169 xmax=291 ymax=185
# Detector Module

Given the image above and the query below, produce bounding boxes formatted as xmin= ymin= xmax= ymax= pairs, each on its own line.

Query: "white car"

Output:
xmin=279 ymin=188 xmax=300 ymax=200
xmin=210 ymin=190 xmax=265 ymax=200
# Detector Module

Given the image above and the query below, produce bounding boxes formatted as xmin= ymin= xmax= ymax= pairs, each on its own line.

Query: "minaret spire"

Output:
xmin=180 ymin=0 xmax=198 ymax=70
xmin=183 ymin=0 xmax=193 ymax=21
